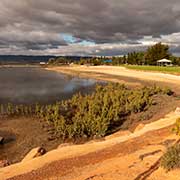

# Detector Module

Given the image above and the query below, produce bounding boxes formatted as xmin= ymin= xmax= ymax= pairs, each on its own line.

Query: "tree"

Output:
xmin=126 ymin=52 xmax=144 ymax=65
xmin=145 ymin=42 xmax=170 ymax=65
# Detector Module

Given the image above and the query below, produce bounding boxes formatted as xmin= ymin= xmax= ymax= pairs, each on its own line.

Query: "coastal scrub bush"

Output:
xmin=0 ymin=83 xmax=173 ymax=140
xmin=161 ymin=144 xmax=180 ymax=171
xmin=172 ymin=118 xmax=180 ymax=136
xmin=162 ymin=87 xmax=174 ymax=96
xmin=34 ymin=83 xmax=173 ymax=140
xmin=161 ymin=118 xmax=180 ymax=171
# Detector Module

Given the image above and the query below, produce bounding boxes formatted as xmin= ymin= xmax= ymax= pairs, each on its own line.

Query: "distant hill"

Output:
xmin=0 ymin=55 xmax=87 ymax=64
xmin=0 ymin=55 xmax=56 ymax=64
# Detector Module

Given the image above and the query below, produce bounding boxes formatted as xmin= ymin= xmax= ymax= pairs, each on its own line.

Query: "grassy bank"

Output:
xmin=124 ymin=65 xmax=180 ymax=75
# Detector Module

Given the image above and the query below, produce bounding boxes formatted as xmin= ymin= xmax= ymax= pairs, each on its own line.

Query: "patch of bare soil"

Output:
xmin=0 ymin=116 xmax=62 ymax=163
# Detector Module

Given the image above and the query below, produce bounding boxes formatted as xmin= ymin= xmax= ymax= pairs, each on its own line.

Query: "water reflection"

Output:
xmin=0 ymin=67 xmax=103 ymax=104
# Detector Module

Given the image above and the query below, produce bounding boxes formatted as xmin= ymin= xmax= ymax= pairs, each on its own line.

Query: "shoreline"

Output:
xmin=46 ymin=66 xmax=147 ymax=88
xmin=46 ymin=65 xmax=180 ymax=94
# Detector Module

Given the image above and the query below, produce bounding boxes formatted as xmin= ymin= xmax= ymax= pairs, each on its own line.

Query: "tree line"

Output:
xmin=48 ymin=43 xmax=180 ymax=66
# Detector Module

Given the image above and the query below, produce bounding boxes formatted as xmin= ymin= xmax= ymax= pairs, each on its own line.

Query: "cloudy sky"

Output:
xmin=0 ymin=0 xmax=180 ymax=56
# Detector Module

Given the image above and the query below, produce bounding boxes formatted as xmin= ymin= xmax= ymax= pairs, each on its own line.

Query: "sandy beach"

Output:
xmin=47 ymin=65 xmax=180 ymax=94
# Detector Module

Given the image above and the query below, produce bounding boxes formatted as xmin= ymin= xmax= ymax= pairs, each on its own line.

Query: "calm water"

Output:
xmin=0 ymin=67 xmax=102 ymax=104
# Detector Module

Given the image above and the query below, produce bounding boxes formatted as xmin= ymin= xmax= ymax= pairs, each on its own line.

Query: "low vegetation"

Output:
xmin=0 ymin=83 xmax=173 ymax=141
xmin=172 ymin=118 xmax=180 ymax=136
xmin=124 ymin=65 xmax=180 ymax=75
xmin=160 ymin=118 xmax=180 ymax=171
xmin=161 ymin=144 xmax=180 ymax=171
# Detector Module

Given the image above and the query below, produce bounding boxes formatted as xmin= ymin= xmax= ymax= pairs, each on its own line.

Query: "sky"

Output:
xmin=0 ymin=0 xmax=180 ymax=56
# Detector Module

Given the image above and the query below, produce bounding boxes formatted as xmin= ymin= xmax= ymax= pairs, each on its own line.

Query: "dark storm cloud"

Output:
xmin=0 ymin=0 xmax=180 ymax=55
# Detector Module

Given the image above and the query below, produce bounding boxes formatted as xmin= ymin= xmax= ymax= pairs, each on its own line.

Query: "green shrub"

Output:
xmin=161 ymin=144 xmax=180 ymax=171
xmin=172 ymin=118 xmax=180 ymax=136
xmin=36 ymin=83 xmax=171 ymax=139
xmin=0 ymin=83 xmax=173 ymax=140
xmin=162 ymin=87 xmax=174 ymax=96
